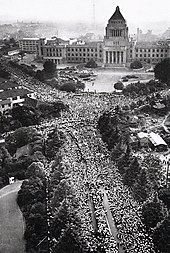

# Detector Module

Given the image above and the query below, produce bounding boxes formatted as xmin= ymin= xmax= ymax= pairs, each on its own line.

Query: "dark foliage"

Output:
xmin=154 ymin=58 xmax=170 ymax=84
xmin=0 ymin=63 xmax=11 ymax=79
xmin=45 ymin=127 xmax=65 ymax=159
xmin=153 ymin=217 xmax=170 ymax=253
xmin=158 ymin=187 xmax=170 ymax=209
xmin=9 ymin=61 xmax=36 ymax=77
xmin=59 ymin=82 xmax=76 ymax=92
xmin=130 ymin=60 xmax=143 ymax=69
xmin=85 ymin=59 xmax=98 ymax=68
xmin=142 ymin=199 xmax=165 ymax=229
xmin=12 ymin=105 xmax=40 ymax=127
xmin=114 ymin=81 xmax=124 ymax=90
xmin=43 ymin=61 xmax=56 ymax=73
xmin=17 ymin=176 xmax=48 ymax=252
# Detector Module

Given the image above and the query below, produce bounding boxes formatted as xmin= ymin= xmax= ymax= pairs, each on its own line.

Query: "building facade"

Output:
xmin=34 ymin=6 xmax=170 ymax=67
xmin=66 ymin=41 xmax=103 ymax=64
xmin=19 ymin=38 xmax=39 ymax=52
xmin=133 ymin=41 xmax=170 ymax=65
xmin=37 ymin=38 xmax=103 ymax=65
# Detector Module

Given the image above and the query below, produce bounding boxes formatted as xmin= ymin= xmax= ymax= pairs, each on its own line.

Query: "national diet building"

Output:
xmin=103 ymin=6 xmax=129 ymax=67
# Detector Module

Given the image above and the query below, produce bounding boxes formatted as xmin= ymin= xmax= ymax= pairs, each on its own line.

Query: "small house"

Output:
xmin=137 ymin=132 xmax=149 ymax=148
xmin=148 ymin=132 xmax=168 ymax=151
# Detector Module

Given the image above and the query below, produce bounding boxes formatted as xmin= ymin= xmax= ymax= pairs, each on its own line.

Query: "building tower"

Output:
xmin=103 ymin=6 xmax=129 ymax=67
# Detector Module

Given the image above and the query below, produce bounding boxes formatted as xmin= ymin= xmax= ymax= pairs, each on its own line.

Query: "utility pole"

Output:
xmin=92 ymin=0 xmax=96 ymax=32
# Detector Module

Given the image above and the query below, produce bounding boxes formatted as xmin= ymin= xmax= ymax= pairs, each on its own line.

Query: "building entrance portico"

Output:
xmin=105 ymin=50 xmax=126 ymax=65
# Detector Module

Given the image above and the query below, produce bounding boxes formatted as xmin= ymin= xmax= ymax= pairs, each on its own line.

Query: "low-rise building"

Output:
xmin=137 ymin=132 xmax=149 ymax=148
xmin=148 ymin=132 xmax=168 ymax=151
xmin=0 ymin=78 xmax=35 ymax=113
xmin=7 ymin=49 xmax=20 ymax=61
xmin=37 ymin=37 xmax=103 ymax=65
xmin=133 ymin=41 xmax=169 ymax=65
xmin=19 ymin=38 xmax=39 ymax=52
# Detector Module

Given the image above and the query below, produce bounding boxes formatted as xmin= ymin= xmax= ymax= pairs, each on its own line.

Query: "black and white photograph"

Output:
xmin=0 ymin=0 xmax=170 ymax=252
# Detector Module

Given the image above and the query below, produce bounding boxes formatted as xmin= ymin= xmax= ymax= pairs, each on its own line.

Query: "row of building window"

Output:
xmin=136 ymin=54 xmax=167 ymax=58
xmin=138 ymin=58 xmax=162 ymax=63
xmin=46 ymin=53 xmax=62 ymax=57
xmin=67 ymin=48 xmax=100 ymax=52
xmin=136 ymin=48 xmax=168 ymax=53
xmin=46 ymin=48 xmax=62 ymax=52
xmin=67 ymin=53 xmax=98 ymax=57
xmin=22 ymin=47 xmax=37 ymax=51
xmin=67 ymin=58 xmax=97 ymax=62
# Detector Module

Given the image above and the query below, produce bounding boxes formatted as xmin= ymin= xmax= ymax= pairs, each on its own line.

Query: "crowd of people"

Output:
xmin=4 ymin=60 xmax=157 ymax=252
xmin=51 ymin=95 xmax=155 ymax=252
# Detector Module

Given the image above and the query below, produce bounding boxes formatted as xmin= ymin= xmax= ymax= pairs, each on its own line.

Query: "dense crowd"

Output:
xmin=51 ymin=95 xmax=155 ymax=252
xmin=4 ymin=60 xmax=156 ymax=252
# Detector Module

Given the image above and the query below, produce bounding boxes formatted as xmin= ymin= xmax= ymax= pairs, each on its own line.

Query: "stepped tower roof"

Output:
xmin=109 ymin=6 xmax=125 ymax=21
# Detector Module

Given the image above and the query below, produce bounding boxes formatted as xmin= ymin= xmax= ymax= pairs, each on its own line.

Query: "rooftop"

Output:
xmin=109 ymin=6 xmax=125 ymax=21
xmin=148 ymin=132 xmax=167 ymax=146
xmin=137 ymin=132 xmax=148 ymax=139
xmin=20 ymin=38 xmax=39 ymax=41
xmin=0 ymin=88 xmax=33 ymax=100
xmin=136 ymin=42 xmax=169 ymax=48
xmin=0 ymin=80 xmax=19 ymax=91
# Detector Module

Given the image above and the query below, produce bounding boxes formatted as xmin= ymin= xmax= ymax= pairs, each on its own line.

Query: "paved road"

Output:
xmin=0 ymin=181 xmax=25 ymax=253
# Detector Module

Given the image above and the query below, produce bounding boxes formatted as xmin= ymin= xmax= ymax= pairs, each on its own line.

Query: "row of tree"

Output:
xmin=9 ymin=60 xmax=85 ymax=92
xmin=98 ymin=107 xmax=170 ymax=252
xmin=49 ymin=160 xmax=89 ymax=252
xmin=123 ymin=79 xmax=167 ymax=97
xmin=0 ymin=100 xmax=68 ymax=134
xmin=17 ymin=162 xmax=48 ymax=252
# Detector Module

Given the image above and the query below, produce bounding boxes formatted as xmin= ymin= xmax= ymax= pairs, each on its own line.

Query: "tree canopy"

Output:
xmin=43 ymin=61 xmax=56 ymax=73
xmin=114 ymin=81 xmax=124 ymax=90
xmin=85 ymin=59 xmax=98 ymax=68
xmin=130 ymin=60 xmax=143 ymax=69
xmin=154 ymin=58 xmax=170 ymax=84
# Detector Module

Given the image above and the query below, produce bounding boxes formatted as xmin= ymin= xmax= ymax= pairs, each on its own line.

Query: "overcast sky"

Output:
xmin=0 ymin=0 xmax=170 ymax=25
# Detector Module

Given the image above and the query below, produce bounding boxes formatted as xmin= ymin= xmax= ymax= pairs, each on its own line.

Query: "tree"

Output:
xmin=158 ymin=187 xmax=170 ymax=209
xmin=12 ymin=105 xmax=40 ymax=126
xmin=154 ymin=58 xmax=170 ymax=84
xmin=153 ymin=216 xmax=170 ymax=253
xmin=133 ymin=168 xmax=148 ymax=202
xmin=50 ymin=199 xmax=84 ymax=253
xmin=85 ymin=59 xmax=97 ymax=68
xmin=59 ymin=82 xmax=76 ymax=93
xmin=43 ymin=61 xmax=56 ymax=73
xmin=123 ymin=157 xmax=141 ymax=187
xmin=46 ymin=128 xmax=64 ymax=159
xmin=35 ymin=69 xmax=44 ymax=81
xmin=142 ymin=198 xmax=165 ymax=229
xmin=130 ymin=60 xmax=143 ymax=69
xmin=25 ymin=162 xmax=45 ymax=179
xmin=0 ymin=64 xmax=10 ymax=79
xmin=114 ymin=81 xmax=124 ymax=90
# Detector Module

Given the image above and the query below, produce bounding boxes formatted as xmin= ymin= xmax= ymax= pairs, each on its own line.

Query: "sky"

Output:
xmin=0 ymin=0 xmax=170 ymax=29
